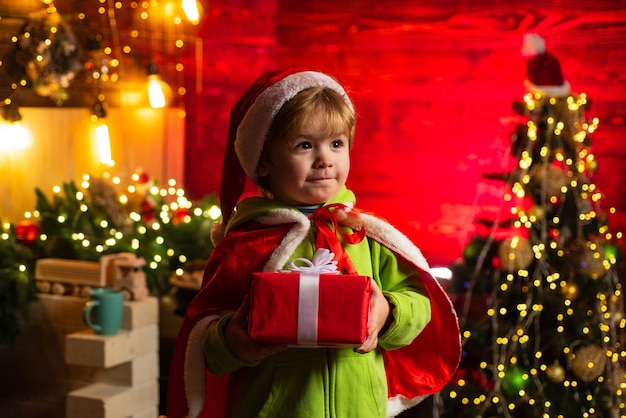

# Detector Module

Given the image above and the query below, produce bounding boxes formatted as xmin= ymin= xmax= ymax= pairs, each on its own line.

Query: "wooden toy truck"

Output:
xmin=34 ymin=252 xmax=148 ymax=300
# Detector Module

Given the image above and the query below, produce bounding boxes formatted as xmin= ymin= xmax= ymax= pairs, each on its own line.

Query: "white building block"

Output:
xmin=92 ymin=351 xmax=159 ymax=387
xmin=122 ymin=297 xmax=159 ymax=331
xmin=66 ymin=380 xmax=158 ymax=418
xmin=65 ymin=324 xmax=158 ymax=368
xmin=129 ymin=406 xmax=160 ymax=418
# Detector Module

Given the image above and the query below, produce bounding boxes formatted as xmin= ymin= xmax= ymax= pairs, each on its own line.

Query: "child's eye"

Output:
xmin=295 ymin=141 xmax=313 ymax=149
xmin=331 ymin=139 xmax=345 ymax=148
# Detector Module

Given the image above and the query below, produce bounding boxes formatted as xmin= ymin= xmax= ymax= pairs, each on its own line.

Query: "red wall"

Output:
xmin=184 ymin=0 xmax=626 ymax=268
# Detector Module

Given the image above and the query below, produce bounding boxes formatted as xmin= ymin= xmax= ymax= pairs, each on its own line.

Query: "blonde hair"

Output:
xmin=257 ymin=86 xmax=356 ymax=196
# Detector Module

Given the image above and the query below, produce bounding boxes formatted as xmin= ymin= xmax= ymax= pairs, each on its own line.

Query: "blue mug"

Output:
xmin=83 ymin=288 xmax=124 ymax=336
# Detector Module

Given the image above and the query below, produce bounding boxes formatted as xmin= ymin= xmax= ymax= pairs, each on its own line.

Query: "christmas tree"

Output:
xmin=437 ymin=34 xmax=625 ymax=417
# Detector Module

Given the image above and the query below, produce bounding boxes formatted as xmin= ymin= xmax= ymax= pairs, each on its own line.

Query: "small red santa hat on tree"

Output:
xmin=522 ymin=33 xmax=571 ymax=97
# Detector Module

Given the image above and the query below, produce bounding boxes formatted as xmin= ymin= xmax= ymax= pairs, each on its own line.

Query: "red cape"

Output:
xmin=167 ymin=215 xmax=461 ymax=418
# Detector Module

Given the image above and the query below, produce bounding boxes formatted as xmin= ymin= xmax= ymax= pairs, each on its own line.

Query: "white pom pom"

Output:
xmin=522 ymin=33 xmax=546 ymax=57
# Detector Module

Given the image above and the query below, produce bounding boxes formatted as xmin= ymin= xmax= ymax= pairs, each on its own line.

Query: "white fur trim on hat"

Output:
xmin=235 ymin=71 xmax=354 ymax=185
xmin=521 ymin=33 xmax=546 ymax=57
xmin=523 ymin=79 xmax=572 ymax=98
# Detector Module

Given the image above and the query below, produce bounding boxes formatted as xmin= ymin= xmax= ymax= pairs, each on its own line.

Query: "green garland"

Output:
xmin=0 ymin=224 xmax=37 ymax=345
xmin=0 ymin=174 xmax=220 ymax=345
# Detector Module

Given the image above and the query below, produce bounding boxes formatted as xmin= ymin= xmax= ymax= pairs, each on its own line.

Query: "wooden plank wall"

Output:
xmin=0 ymin=0 xmax=187 ymax=222
xmin=0 ymin=0 xmax=624 ymax=270
xmin=0 ymin=107 xmax=184 ymax=222
xmin=185 ymin=0 xmax=626 ymax=270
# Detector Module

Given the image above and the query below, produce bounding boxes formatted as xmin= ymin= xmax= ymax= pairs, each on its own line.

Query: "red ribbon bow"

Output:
xmin=311 ymin=203 xmax=365 ymax=274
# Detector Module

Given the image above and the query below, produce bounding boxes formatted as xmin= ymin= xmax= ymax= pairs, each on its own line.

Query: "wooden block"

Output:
xmin=129 ymin=406 xmax=160 ymax=418
xmin=65 ymin=325 xmax=158 ymax=368
xmin=38 ymin=294 xmax=86 ymax=328
xmin=93 ymin=352 xmax=159 ymax=387
xmin=66 ymin=380 xmax=158 ymax=418
xmin=122 ymin=297 xmax=159 ymax=331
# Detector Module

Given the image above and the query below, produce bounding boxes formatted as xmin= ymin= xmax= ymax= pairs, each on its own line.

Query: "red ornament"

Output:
xmin=135 ymin=170 xmax=151 ymax=185
xmin=173 ymin=207 xmax=190 ymax=224
xmin=450 ymin=366 xmax=468 ymax=386
xmin=141 ymin=199 xmax=156 ymax=221
xmin=470 ymin=368 xmax=495 ymax=390
xmin=15 ymin=220 xmax=40 ymax=246
xmin=491 ymin=255 xmax=502 ymax=270
xmin=549 ymin=228 xmax=560 ymax=241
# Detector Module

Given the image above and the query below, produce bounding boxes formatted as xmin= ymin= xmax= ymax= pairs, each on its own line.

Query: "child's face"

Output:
xmin=257 ymin=108 xmax=351 ymax=206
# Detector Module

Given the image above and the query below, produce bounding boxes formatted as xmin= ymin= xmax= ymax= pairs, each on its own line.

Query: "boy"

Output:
xmin=166 ymin=69 xmax=460 ymax=417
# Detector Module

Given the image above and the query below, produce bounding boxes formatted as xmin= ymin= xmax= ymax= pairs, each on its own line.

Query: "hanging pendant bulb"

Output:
xmin=147 ymin=62 xmax=171 ymax=109
xmin=91 ymin=99 xmax=114 ymax=167
xmin=0 ymin=103 xmax=32 ymax=152
xmin=96 ymin=123 xmax=112 ymax=165
xmin=181 ymin=0 xmax=202 ymax=24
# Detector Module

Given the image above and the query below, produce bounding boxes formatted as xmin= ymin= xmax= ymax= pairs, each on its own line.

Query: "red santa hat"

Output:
xmin=217 ymin=69 xmax=354 ymax=234
xmin=522 ymin=33 xmax=571 ymax=97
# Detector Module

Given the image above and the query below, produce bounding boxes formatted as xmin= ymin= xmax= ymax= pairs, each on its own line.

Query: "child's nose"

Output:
xmin=315 ymin=149 xmax=333 ymax=167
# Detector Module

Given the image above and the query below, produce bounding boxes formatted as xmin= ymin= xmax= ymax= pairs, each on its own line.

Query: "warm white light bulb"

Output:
xmin=182 ymin=0 xmax=201 ymax=24
xmin=0 ymin=121 xmax=32 ymax=151
xmin=148 ymin=74 xmax=167 ymax=108
xmin=96 ymin=122 xmax=114 ymax=166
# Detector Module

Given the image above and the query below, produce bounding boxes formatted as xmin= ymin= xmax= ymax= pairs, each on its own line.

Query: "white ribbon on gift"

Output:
xmin=282 ymin=248 xmax=339 ymax=344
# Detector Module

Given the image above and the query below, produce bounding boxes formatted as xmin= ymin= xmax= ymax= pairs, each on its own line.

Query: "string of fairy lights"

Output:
xmin=441 ymin=90 xmax=625 ymax=417
xmin=0 ymin=0 xmax=201 ymax=157
xmin=1 ymin=169 xmax=221 ymax=292
xmin=0 ymin=1 xmax=213 ymax=297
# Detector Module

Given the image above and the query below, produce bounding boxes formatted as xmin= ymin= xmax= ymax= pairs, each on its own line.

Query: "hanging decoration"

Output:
xmin=84 ymin=34 xmax=118 ymax=85
xmin=15 ymin=4 xmax=82 ymax=105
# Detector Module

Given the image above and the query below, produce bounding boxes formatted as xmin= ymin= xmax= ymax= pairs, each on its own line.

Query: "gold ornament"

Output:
xmin=87 ymin=177 xmax=132 ymax=234
xmin=580 ymin=243 xmax=607 ymax=280
xmin=527 ymin=204 xmax=546 ymax=222
xmin=497 ymin=236 xmax=534 ymax=271
xmin=586 ymin=159 xmax=598 ymax=173
xmin=570 ymin=344 xmax=606 ymax=382
xmin=530 ymin=163 xmax=568 ymax=197
xmin=546 ymin=361 xmax=566 ymax=383
xmin=560 ymin=282 xmax=579 ymax=300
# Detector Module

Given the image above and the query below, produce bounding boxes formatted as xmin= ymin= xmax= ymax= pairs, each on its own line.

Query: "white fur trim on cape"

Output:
xmin=255 ymin=208 xmax=311 ymax=272
xmin=387 ymin=394 xmax=428 ymax=417
xmin=250 ymin=207 xmax=431 ymax=275
xmin=235 ymin=71 xmax=354 ymax=186
xmin=359 ymin=213 xmax=430 ymax=272
xmin=185 ymin=315 xmax=219 ymax=418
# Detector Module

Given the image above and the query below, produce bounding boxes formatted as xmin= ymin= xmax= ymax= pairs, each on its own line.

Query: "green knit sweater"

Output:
xmin=202 ymin=188 xmax=431 ymax=417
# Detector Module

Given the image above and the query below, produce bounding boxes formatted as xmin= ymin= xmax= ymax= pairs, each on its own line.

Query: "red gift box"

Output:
xmin=248 ymin=272 xmax=371 ymax=347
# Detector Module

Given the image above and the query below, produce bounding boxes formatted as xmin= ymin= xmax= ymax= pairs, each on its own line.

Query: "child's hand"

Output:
xmin=355 ymin=279 xmax=391 ymax=354
xmin=224 ymin=295 xmax=288 ymax=362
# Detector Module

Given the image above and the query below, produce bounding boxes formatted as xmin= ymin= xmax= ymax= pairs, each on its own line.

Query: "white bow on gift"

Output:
xmin=282 ymin=248 xmax=339 ymax=344
xmin=282 ymin=248 xmax=340 ymax=274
